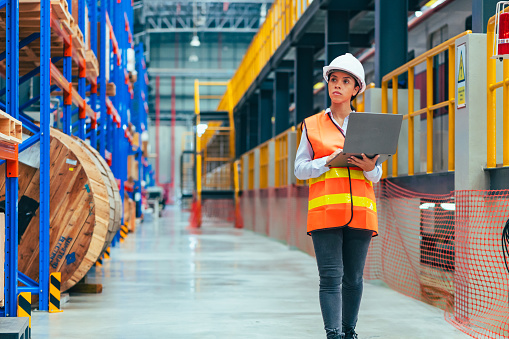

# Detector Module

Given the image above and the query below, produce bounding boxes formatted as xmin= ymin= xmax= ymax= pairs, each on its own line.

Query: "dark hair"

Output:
xmin=350 ymin=79 xmax=360 ymax=111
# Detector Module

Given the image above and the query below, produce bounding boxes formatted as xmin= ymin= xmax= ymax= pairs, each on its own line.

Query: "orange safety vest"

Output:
xmin=303 ymin=112 xmax=378 ymax=236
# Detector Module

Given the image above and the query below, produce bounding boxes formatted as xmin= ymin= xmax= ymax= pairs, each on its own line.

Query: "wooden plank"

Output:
xmin=0 ymin=213 xmax=4 ymax=307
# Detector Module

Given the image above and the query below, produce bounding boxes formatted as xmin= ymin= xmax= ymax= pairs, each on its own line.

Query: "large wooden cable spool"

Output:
xmin=74 ymin=137 xmax=122 ymax=255
xmin=0 ymin=128 xmax=121 ymax=291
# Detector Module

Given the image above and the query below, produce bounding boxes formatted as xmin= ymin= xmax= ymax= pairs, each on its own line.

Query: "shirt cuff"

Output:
xmin=363 ymin=166 xmax=378 ymax=181
xmin=314 ymin=156 xmax=330 ymax=174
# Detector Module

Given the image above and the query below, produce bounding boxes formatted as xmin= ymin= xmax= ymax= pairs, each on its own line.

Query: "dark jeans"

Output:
xmin=311 ymin=227 xmax=373 ymax=339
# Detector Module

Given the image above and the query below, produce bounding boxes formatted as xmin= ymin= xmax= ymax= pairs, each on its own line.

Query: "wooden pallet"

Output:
xmin=49 ymin=0 xmax=74 ymax=27
xmin=85 ymin=50 xmax=99 ymax=78
xmin=0 ymin=213 xmax=4 ymax=307
xmin=419 ymin=265 xmax=454 ymax=311
xmin=0 ymin=110 xmax=22 ymax=145
xmin=0 ymin=0 xmax=91 ymax=80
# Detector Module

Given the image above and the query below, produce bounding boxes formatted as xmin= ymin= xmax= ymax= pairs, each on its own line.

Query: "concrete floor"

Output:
xmin=31 ymin=207 xmax=472 ymax=339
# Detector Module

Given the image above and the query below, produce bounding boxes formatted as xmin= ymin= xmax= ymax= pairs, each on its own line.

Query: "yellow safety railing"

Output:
xmin=354 ymin=83 xmax=375 ymax=112
xmin=487 ymin=13 xmax=509 ymax=168
xmin=234 ymin=159 xmax=241 ymax=198
xmin=248 ymin=151 xmax=255 ymax=190
xmin=275 ymin=128 xmax=291 ymax=187
xmin=217 ymin=0 xmax=313 ymax=112
xmin=238 ymin=158 xmax=243 ymax=191
xmin=259 ymin=143 xmax=269 ymax=189
xmin=194 ymin=80 xmax=236 ymax=203
xmin=381 ymin=30 xmax=471 ymax=178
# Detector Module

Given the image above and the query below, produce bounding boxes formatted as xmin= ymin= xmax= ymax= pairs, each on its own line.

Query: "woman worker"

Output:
xmin=294 ymin=53 xmax=382 ymax=339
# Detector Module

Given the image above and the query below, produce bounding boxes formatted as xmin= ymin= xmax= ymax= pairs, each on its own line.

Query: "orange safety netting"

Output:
xmin=366 ymin=180 xmax=509 ymax=339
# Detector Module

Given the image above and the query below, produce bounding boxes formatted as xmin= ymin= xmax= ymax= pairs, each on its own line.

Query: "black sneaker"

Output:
xmin=344 ymin=329 xmax=358 ymax=339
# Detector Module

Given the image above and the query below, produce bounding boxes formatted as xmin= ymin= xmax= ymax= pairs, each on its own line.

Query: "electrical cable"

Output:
xmin=503 ymin=217 xmax=509 ymax=274
xmin=346 ymin=166 xmax=354 ymax=227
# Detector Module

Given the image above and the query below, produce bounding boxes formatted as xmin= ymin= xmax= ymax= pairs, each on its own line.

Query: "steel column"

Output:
xmin=4 ymin=0 xmax=19 ymax=318
xmin=39 ymin=0 xmax=51 ymax=311
xmin=325 ymin=10 xmax=349 ymax=108
xmin=78 ymin=0 xmax=86 ymax=139
xmin=89 ymin=0 xmax=98 ymax=149
xmin=295 ymin=46 xmax=314 ymax=125
xmin=374 ymin=0 xmax=408 ymax=86
xmin=247 ymin=96 xmax=258 ymax=150
xmin=238 ymin=107 xmax=247 ymax=156
xmin=258 ymin=86 xmax=273 ymax=144
xmin=274 ymin=71 xmax=289 ymax=136
xmin=99 ymin=0 xmax=108 ymax=157
xmin=62 ymin=0 xmax=72 ymax=135
xmin=472 ymin=0 xmax=498 ymax=33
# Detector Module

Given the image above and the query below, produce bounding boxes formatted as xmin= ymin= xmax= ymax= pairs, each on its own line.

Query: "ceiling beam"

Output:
xmin=146 ymin=28 xmax=258 ymax=33
xmin=148 ymin=68 xmax=235 ymax=78
xmin=320 ymin=0 xmax=374 ymax=11
xmin=141 ymin=0 xmax=273 ymax=4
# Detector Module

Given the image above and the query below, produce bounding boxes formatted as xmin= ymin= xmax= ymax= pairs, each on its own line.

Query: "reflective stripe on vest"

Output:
xmin=304 ymin=112 xmax=378 ymax=236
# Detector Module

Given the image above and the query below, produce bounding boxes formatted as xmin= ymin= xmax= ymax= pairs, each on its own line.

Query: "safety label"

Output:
xmin=457 ymin=43 xmax=466 ymax=109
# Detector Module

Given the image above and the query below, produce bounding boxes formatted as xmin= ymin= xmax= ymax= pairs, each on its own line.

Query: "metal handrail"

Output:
xmin=217 ymin=0 xmax=312 ymax=112
xmin=381 ymin=30 xmax=471 ymax=178
xmin=487 ymin=12 xmax=509 ymax=168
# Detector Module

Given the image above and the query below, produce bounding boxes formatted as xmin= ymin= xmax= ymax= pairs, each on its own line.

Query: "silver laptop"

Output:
xmin=326 ymin=112 xmax=403 ymax=168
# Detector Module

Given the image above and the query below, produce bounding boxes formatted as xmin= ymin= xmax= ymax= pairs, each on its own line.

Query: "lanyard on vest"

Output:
xmin=326 ymin=113 xmax=355 ymax=229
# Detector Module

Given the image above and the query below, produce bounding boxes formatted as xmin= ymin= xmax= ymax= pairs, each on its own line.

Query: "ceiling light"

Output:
xmin=189 ymin=54 xmax=199 ymax=62
xmin=190 ymin=35 xmax=201 ymax=47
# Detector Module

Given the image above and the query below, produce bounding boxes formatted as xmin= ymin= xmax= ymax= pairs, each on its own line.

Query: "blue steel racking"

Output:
xmin=132 ymin=43 xmax=153 ymax=214
xmin=1 ymin=0 xmax=149 ymax=320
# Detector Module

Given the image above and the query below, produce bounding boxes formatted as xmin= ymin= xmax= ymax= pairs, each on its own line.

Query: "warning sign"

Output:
xmin=457 ymin=43 xmax=466 ymax=109
xmin=458 ymin=53 xmax=465 ymax=82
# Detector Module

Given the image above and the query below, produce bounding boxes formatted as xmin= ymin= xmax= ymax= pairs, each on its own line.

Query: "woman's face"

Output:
xmin=327 ymin=71 xmax=360 ymax=104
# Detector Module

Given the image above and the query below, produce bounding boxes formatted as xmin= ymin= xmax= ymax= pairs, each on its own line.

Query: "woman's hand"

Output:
xmin=348 ymin=154 xmax=380 ymax=172
xmin=325 ymin=148 xmax=343 ymax=166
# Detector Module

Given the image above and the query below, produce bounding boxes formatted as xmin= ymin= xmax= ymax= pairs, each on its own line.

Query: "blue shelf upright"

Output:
xmin=88 ymin=0 xmax=98 ymax=148
xmin=133 ymin=43 xmax=150 ymax=215
xmin=2 ymin=0 xmax=20 ymax=318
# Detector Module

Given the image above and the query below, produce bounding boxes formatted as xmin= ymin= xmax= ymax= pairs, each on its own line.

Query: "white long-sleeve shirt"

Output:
xmin=294 ymin=109 xmax=382 ymax=183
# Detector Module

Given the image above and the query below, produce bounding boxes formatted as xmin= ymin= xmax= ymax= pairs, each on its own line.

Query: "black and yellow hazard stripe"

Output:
xmin=18 ymin=292 xmax=31 ymax=336
xmin=96 ymin=255 xmax=103 ymax=267
xmin=104 ymin=247 xmax=111 ymax=260
xmin=49 ymin=272 xmax=63 ymax=313
xmin=120 ymin=224 xmax=129 ymax=243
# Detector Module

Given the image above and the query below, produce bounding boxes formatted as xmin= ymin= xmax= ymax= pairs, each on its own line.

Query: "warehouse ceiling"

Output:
xmin=134 ymin=0 xmax=274 ymax=34
xmin=133 ymin=1 xmax=274 ymax=122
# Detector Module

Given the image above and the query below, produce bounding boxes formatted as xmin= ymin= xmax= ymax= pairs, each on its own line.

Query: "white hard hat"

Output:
xmin=323 ymin=53 xmax=366 ymax=94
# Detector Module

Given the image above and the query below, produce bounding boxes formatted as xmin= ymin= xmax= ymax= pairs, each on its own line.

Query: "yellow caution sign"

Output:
xmin=49 ymin=272 xmax=63 ymax=313
xmin=457 ymin=43 xmax=466 ymax=109
xmin=18 ymin=292 xmax=31 ymax=337
xmin=458 ymin=52 xmax=465 ymax=83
